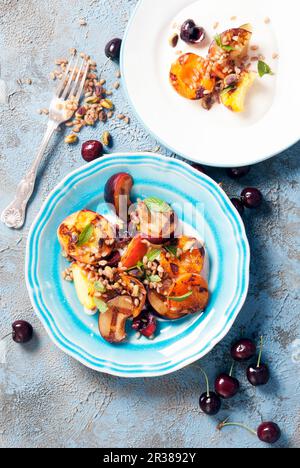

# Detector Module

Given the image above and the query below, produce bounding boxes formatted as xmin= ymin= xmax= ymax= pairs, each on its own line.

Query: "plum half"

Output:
xmin=105 ymin=173 xmax=133 ymax=221
xmin=98 ymin=276 xmax=146 ymax=343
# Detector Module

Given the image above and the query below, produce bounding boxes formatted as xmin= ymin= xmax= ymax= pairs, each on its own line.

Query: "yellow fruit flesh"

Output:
xmin=71 ymin=264 xmax=96 ymax=310
xmin=221 ymin=72 xmax=256 ymax=113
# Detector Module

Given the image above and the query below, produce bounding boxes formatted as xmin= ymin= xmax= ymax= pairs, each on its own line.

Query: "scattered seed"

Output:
xmin=272 ymin=53 xmax=279 ymax=59
xmin=230 ymin=16 xmax=237 ymax=21
xmin=169 ymin=33 xmax=179 ymax=48
xmin=213 ymin=21 xmax=219 ymax=29
xmin=102 ymin=131 xmax=111 ymax=146
xmin=116 ymin=70 xmax=121 ymax=79
xmin=79 ymin=18 xmax=87 ymax=26
xmin=64 ymin=134 xmax=78 ymax=144
xmin=113 ymin=81 xmax=120 ymax=89
xmin=264 ymin=17 xmax=271 ymax=24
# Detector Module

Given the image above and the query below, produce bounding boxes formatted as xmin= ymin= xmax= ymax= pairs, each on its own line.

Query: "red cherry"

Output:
xmin=81 ymin=140 xmax=103 ymax=162
xmin=231 ymin=338 xmax=256 ymax=361
xmin=12 ymin=321 xmax=33 ymax=343
xmin=215 ymin=373 xmax=240 ymax=399
xmin=257 ymin=422 xmax=281 ymax=444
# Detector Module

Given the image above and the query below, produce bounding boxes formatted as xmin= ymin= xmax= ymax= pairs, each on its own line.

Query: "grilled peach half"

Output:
xmin=209 ymin=27 xmax=252 ymax=62
xmin=57 ymin=210 xmax=115 ymax=264
xmin=220 ymin=71 xmax=256 ymax=112
xmin=148 ymin=273 xmax=209 ymax=319
xmin=170 ymin=53 xmax=215 ymax=100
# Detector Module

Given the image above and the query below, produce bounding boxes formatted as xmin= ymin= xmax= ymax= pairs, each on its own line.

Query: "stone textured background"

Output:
xmin=0 ymin=0 xmax=299 ymax=449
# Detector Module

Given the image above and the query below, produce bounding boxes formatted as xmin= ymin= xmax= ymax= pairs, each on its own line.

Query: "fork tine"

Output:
xmin=60 ymin=55 xmax=80 ymax=100
xmin=55 ymin=54 xmax=75 ymax=98
xmin=75 ymin=60 xmax=90 ymax=101
xmin=69 ymin=58 xmax=86 ymax=99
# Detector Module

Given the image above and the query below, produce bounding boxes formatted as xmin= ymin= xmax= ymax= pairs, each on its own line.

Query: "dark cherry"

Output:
xmin=12 ymin=321 xmax=33 ymax=344
xmin=180 ymin=20 xmax=205 ymax=44
xmin=257 ymin=422 xmax=281 ymax=444
xmin=132 ymin=312 xmax=157 ymax=338
xmin=105 ymin=38 xmax=122 ymax=61
xmin=81 ymin=140 xmax=103 ymax=162
xmin=247 ymin=336 xmax=270 ymax=386
xmin=198 ymin=367 xmax=221 ymax=416
xmin=215 ymin=373 xmax=239 ymax=399
xmin=227 ymin=166 xmax=251 ymax=179
xmin=199 ymin=392 xmax=221 ymax=416
xmin=231 ymin=198 xmax=244 ymax=216
xmin=241 ymin=187 xmax=263 ymax=209
xmin=231 ymin=338 xmax=256 ymax=362
xmin=247 ymin=364 xmax=270 ymax=386
xmin=218 ymin=420 xmax=281 ymax=445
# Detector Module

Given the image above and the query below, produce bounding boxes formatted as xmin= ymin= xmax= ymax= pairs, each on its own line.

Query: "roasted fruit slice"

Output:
xmin=58 ymin=210 xmax=115 ymax=264
xmin=99 ymin=296 xmax=134 ymax=344
xmin=177 ymin=237 xmax=205 ymax=274
xmin=209 ymin=27 xmax=252 ymax=62
xmin=170 ymin=53 xmax=215 ymax=100
xmin=105 ymin=173 xmax=133 ymax=221
xmin=134 ymin=200 xmax=177 ymax=244
xmin=148 ymin=290 xmax=184 ymax=320
xmin=168 ymin=273 xmax=209 ymax=315
xmin=71 ymin=263 xmax=96 ymax=311
xmin=119 ymin=274 xmax=147 ymax=318
xmin=160 ymin=237 xmax=205 ymax=277
xmin=148 ymin=273 xmax=209 ymax=319
xmin=98 ymin=276 xmax=147 ymax=343
xmin=121 ymin=235 xmax=148 ymax=269
xmin=220 ymin=71 xmax=256 ymax=112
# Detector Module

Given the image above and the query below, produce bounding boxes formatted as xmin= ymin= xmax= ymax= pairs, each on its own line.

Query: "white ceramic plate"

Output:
xmin=121 ymin=0 xmax=300 ymax=167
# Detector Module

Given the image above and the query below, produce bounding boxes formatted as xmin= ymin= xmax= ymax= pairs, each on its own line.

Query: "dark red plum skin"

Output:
xmin=105 ymin=173 xmax=133 ymax=219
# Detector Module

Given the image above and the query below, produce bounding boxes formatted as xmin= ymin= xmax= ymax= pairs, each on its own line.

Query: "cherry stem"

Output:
xmin=218 ymin=420 xmax=257 ymax=437
xmin=1 ymin=333 xmax=12 ymax=341
xmin=257 ymin=335 xmax=263 ymax=367
xmin=192 ymin=365 xmax=210 ymax=397
xmin=229 ymin=361 xmax=235 ymax=377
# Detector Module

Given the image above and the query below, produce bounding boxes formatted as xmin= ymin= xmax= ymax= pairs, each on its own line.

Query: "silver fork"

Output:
xmin=1 ymin=53 xmax=90 ymax=229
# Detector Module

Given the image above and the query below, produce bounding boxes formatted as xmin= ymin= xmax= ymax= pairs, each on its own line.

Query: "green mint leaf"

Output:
xmin=144 ymin=197 xmax=171 ymax=213
xmin=167 ymin=291 xmax=193 ymax=302
xmin=165 ymin=245 xmax=178 ymax=257
xmin=215 ymin=34 xmax=222 ymax=47
xmin=94 ymin=281 xmax=106 ymax=293
xmin=214 ymin=34 xmax=235 ymax=52
xmin=147 ymin=249 xmax=162 ymax=262
xmin=221 ymin=85 xmax=236 ymax=96
xmin=77 ymin=224 xmax=94 ymax=247
xmin=94 ymin=297 xmax=108 ymax=314
xmin=258 ymin=60 xmax=274 ymax=78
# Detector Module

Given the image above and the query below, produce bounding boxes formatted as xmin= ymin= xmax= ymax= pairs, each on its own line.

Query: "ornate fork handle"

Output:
xmin=1 ymin=121 xmax=58 ymax=229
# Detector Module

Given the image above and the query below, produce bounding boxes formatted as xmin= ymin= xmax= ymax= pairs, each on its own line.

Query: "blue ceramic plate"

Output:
xmin=26 ymin=153 xmax=250 ymax=377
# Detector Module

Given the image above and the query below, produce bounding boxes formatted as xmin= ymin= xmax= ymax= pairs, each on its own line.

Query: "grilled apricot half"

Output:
xmin=170 ymin=53 xmax=215 ymax=100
